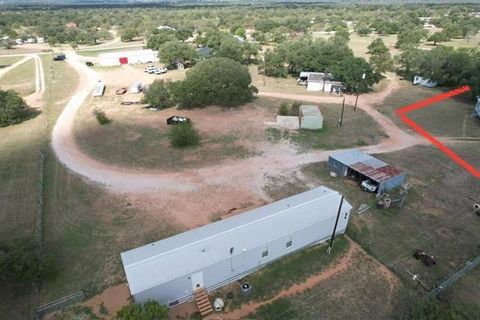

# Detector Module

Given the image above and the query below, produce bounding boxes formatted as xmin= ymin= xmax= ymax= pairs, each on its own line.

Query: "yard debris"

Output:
xmin=413 ymin=249 xmax=437 ymax=267
xmin=115 ymin=88 xmax=127 ymax=95
xmin=357 ymin=203 xmax=371 ymax=214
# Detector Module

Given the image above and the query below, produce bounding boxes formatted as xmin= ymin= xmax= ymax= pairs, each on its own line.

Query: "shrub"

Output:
xmin=168 ymin=122 xmax=200 ymax=148
xmin=0 ymin=89 xmax=36 ymax=127
xmin=142 ymin=80 xmax=175 ymax=110
xmin=0 ymin=238 xmax=56 ymax=284
xmin=290 ymin=102 xmax=301 ymax=116
xmin=92 ymin=108 xmax=110 ymax=125
xmin=116 ymin=300 xmax=168 ymax=320
xmin=278 ymin=102 xmax=289 ymax=116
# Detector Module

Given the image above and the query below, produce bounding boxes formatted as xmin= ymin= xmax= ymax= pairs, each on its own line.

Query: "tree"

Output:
xmin=262 ymin=50 xmax=287 ymax=78
xmin=159 ymin=41 xmax=198 ymax=68
xmin=173 ymin=57 xmax=255 ymax=108
xmin=243 ymin=41 xmax=260 ymax=64
xmin=234 ymin=27 xmax=246 ymax=38
xmin=116 ymin=300 xmax=168 ymax=320
xmin=0 ymin=238 xmax=55 ymax=284
xmin=356 ymin=25 xmax=372 ymax=36
xmin=395 ymin=28 xmax=427 ymax=48
xmin=255 ymin=19 xmax=279 ymax=33
xmin=0 ymin=90 xmax=35 ymax=127
xmin=168 ymin=122 xmax=200 ymax=148
xmin=120 ymin=28 xmax=137 ymax=42
xmin=369 ymin=52 xmax=393 ymax=74
xmin=333 ymin=56 xmax=380 ymax=92
xmin=332 ymin=29 xmax=350 ymax=44
xmin=215 ymin=37 xmax=243 ymax=62
xmin=428 ymin=32 xmax=449 ymax=46
xmin=367 ymin=38 xmax=389 ymax=55
xmin=146 ymin=32 xmax=175 ymax=50
xmin=442 ymin=23 xmax=463 ymax=39
xmin=142 ymin=80 xmax=175 ymax=110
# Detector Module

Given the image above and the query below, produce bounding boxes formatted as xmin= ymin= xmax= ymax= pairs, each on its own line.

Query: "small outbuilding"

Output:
xmin=413 ymin=75 xmax=438 ymax=88
xmin=92 ymin=81 xmax=106 ymax=97
xmin=328 ymin=149 xmax=406 ymax=195
xmin=98 ymin=49 xmax=158 ymax=66
xmin=130 ymin=81 xmax=143 ymax=94
xmin=121 ymin=187 xmax=352 ymax=307
xmin=298 ymin=72 xmax=343 ymax=94
xmin=300 ymin=105 xmax=323 ymax=130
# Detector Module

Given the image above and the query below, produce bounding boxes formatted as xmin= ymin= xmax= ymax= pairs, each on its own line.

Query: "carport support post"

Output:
xmin=327 ymin=195 xmax=344 ymax=255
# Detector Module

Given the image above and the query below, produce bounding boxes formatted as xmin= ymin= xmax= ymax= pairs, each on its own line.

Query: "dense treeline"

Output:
xmin=1 ymin=5 xmax=479 ymax=46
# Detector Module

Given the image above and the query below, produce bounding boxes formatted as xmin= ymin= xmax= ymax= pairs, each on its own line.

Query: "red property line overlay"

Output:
xmin=395 ymin=85 xmax=480 ymax=179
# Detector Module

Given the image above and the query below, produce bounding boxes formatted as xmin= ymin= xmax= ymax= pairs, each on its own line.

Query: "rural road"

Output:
xmin=49 ymin=53 xmax=426 ymax=194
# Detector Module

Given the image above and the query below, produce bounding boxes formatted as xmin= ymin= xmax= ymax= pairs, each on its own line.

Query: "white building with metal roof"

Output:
xmin=98 ymin=49 xmax=158 ymax=66
xmin=121 ymin=187 xmax=352 ymax=307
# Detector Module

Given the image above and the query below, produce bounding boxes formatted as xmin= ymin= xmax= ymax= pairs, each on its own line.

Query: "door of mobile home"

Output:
xmin=191 ymin=271 xmax=204 ymax=290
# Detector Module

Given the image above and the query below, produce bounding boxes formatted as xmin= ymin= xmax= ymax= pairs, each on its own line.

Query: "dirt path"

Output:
xmin=206 ymin=239 xmax=400 ymax=320
xmin=52 ymin=55 xmax=424 ymax=195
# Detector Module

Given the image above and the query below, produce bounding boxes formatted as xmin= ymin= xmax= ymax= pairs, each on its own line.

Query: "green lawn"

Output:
xmin=266 ymin=102 xmax=387 ymax=152
xmin=213 ymin=237 xmax=349 ymax=313
xmin=378 ymin=85 xmax=480 ymax=138
xmin=0 ymin=58 xmax=36 ymax=96
xmin=300 ymin=143 xmax=480 ymax=292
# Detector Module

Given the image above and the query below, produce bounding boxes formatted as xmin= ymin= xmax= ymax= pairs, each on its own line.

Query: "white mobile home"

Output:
xmin=121 ymin=187 xmax=352 ymax=307
xmin=298 ymin=72 xmax=343 ymax=94
xmin=413 ymin=75 xmax=438 ymax=88
xmin=98 ymin=49 xmax=158 ymax=66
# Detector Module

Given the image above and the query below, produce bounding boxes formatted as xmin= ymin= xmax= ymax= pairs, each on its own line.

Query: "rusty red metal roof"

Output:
xmin=349 ymin=160 xmax=404 ymax=183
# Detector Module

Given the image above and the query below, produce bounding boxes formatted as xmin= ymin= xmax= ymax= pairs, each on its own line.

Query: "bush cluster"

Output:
xmin=168 ymin=122 xmax=200 ymax=148
xmin=92 ymin=108 xmax=110 ymax=125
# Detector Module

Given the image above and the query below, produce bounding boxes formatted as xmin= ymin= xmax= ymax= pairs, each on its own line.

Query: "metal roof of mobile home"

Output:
xmin=98 ymin=49 xmax=156 ymax=60
xmin=330 ymin=149 xmax=404 ymax=183
xmin=121 ymin=187 xmax=351 ymax=295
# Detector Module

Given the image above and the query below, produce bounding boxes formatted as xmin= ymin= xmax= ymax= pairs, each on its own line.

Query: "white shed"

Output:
xmin=300 ymin=105 xmax=323 ymax=130
xmin=121 ymin=187 xmax=352 ymax=307
xmin=303 ymin=72 xmax=343 ymax=94
xmin=413 ymin=75 xmax=438 ymax=88
xmin=98 ymin=49 xmax=158 ymax=66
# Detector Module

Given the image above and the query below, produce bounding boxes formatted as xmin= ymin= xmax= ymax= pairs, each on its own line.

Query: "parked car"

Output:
xmin=85 ymin=61 xmax=94 ymax=67
xmin=53 ymin=53 xmax=66 ymax=61
xmin=115 ymin=88 xmax=127 ymax=95
xmin=155 ymin=67 xmax=167 ymax=74
xmin=361 ymin=179 xmax=378 ymax=193
xmin=166 ymin=116 xmax=191 ymax=125
xmin=144 ymin=65 xmax=155 ymax=73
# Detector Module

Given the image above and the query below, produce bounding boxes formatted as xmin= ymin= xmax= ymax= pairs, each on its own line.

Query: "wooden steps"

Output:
xmin=194 ymin=288 xmax=213 ymax=317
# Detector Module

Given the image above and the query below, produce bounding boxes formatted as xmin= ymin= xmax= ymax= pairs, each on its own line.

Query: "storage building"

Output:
xmin=98 ymin=49 xmax=158 ymax=66
xmin=92 ymin=81 xmax=105 ymax=97
xmin=413 ymin=75 xmax=438 ymax=88
xmin=328 ymin=149 xmax=406 ymax=195
xmin=299 ymin=105 xmax=323 ymax=130
xmin=121 ymin=187 xmax=352 ymax=307
xmin=298 ymin=72 xmax=343 ymax=94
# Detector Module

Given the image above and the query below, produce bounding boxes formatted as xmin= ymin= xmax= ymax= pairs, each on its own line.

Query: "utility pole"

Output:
xmin=322 ymin=68 xmax=326 ymax=93
xmin=263 ymin=57 xmax=266 ymax=87
xmin=339 ymin=97 xmax=345 ymax=126
xmin=327 ymin=196 xmax=344 ymax=255
xmin=354 ymin=73 xmax=366 ymax=112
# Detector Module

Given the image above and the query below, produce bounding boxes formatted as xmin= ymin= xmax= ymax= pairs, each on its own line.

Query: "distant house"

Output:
xmin=300 ymin=105 xmax=323 ymax=130
xmin=413 ymin=75 xmax=438 ymax=88
xmin=121 ymin=187 xmax=352 ymax=306
xmin=36 ymin=37 xmax=45 ymax=44
xmin=298 ymin=72 xmax=343 ymax=94
xmin=15 ymin=38 xmax=24 ymax=45
xmin=233 ymin=35 xmax=245 ymax=43
xmin=98 ymin=49 xmax=158 ymax=66
xmin=157 ymin=25 xmax=176 ymax=32
xmin=475 ymin=96 xmax=480 ymax=117
xmin=26 ymin=38 xmax=36 ymax=44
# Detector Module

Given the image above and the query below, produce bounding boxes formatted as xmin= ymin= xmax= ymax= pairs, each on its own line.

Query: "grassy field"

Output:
xmin=378 ymin=85 xmax=480 ymax=138
xmin=249 ymin=243 xmax=411 ymax=320
xmin=267 ymin=102 xmax=387 ymax=152
xmin=299 ymin=143 xmax=480 ymax=292
xmin=0 ymin=58 xmax=36 ymax=96
xmin=213 ymin=237 xmax=349 ymax=312
xmin=0 ymin=56 xmax=23 ymax=68
xmin=76 ymin=45 xmax=144 ymax=57
xmin=74 ymin=95 xmax=385 ymax=170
